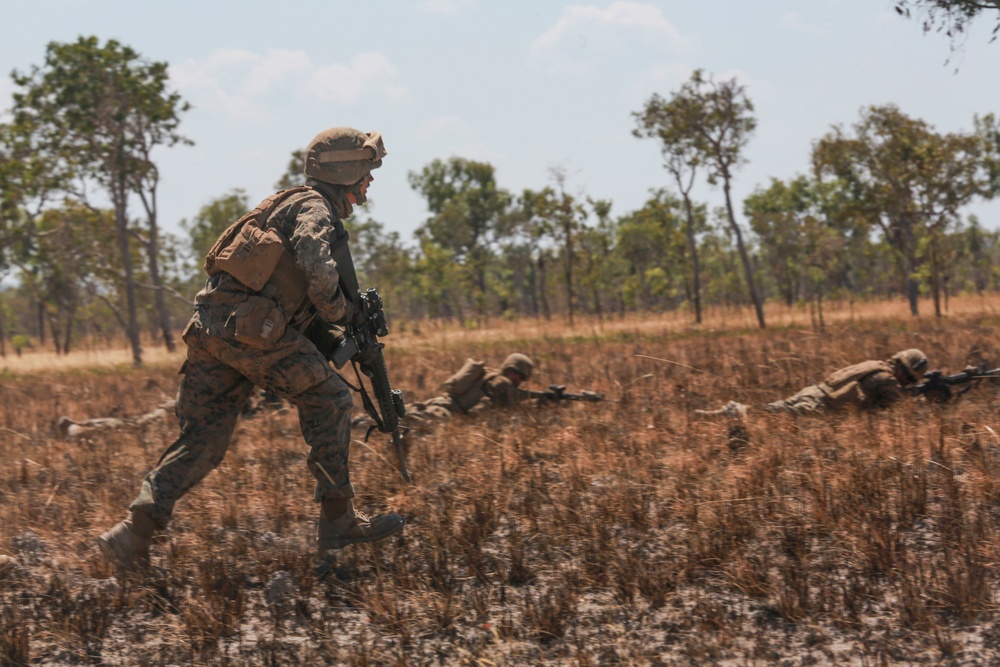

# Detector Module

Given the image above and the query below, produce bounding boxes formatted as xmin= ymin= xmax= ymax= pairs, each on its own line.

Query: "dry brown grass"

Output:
xmin=3 ymin=296 xmax=1000 ymax=665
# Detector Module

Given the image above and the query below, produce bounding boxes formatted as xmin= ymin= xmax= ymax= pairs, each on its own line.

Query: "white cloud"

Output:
xmin=419 ymin=0 xmax=474 ymax=14
xmin=531 ymin=1 xmax=691 ymax=73
xmin=307 ymin=52 xmax=403 ymax=104
xmin=168 ymin=48 xmax=408 ymax=122
xmin=415 ymin=115 xmax=473 ymax=143
xmin=246 ymin=49 xmax=312 ymax=96
xmin=780 ymin=12 xmax=831 ymax=38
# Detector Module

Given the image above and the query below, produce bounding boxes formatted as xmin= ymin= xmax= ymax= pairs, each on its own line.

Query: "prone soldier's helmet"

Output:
xmin=501 ymin=353 xmax=534 ymax=381
xmin=891 ymin=348 xmax=929 ymax=383
xmin=304 ymin=127 xmax=386 ymax=186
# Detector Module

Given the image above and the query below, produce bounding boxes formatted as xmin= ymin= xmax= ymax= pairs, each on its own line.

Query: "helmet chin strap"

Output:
xmin=347 ymin=177 xmax=369 ymax=206
xmin=307 ymin=178 xmax=354 ymax=218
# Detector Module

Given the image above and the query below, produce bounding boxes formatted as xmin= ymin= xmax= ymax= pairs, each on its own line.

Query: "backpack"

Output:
xmin=204 ymin=186 xmax=311 ymax=290
xmin=442 ymin=358 xmax=489 ymax=412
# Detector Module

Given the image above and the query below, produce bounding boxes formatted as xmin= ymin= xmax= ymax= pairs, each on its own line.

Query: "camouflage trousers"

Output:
xmin=130 ymin=323 xmax=354 ymax=529
xmin=406 ymin=396 xmax=458 ymax=424
xmin=764 ymin=384 xmax=829 ymax=415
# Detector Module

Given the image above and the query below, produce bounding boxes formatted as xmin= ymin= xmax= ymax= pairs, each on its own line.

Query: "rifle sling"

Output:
xmin=349 ymin=361 xmax=387 ymax=433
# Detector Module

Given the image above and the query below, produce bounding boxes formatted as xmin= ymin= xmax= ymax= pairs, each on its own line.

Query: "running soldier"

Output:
xmin=98 ymin=127 xmax=404 ymax=569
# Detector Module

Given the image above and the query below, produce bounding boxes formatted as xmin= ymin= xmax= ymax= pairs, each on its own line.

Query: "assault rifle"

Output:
xmin=524 ymin=384 xmax=607 ymax=403
xmin=327 ymin=235 xmax=411 ymax=483
xmin=908 ymin=364 xmax=1000 ymax=403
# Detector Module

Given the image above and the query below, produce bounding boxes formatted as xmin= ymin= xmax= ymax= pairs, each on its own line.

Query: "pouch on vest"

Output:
xmin=823 ymin=360 xmax=888 ymax=390
xmin=211 ymin=224 xmax=287 ymax=291
xmin=231 ymin=295 xmax=286 ymax=349
xmin=442 ymin=358 xmax=486 ymax=399
xmin=821 ymin=380 xmax=865 ymax=410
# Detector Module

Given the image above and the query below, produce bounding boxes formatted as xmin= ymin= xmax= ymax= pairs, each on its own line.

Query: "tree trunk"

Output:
xmin=115 ymin=196 xmax=143 ymax=366
xmin=538 ymin=255 xmax=551 ymax=321
xmin=930 ymin=247 xmax=942 ymax=319
xmin=906 ymin=276 xmax=920 ymax=317
xmin=681 ymin=194 xmax=702 ymax=324
xmin=37 ymin=299 xmax=46 ymax=344
xmin=0 ymin=298 xmax=6 ymax=358
xmin=63 ymin=304 xmax=76 ymax=354
xmin=563 ymin=218 xmax=575 ymax=326
xmin=144 ymin=194 xmax=175 ymax=352
xmin=723 ymin=180 xmax=766 ymax=328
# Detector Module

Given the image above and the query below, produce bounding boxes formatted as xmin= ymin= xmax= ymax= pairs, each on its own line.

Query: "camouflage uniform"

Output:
xmin=129 ymin=186 xmax=357 ymax=529
xmin=364 ymin=354 xmax=533 ymax=428
xmin=56 ymin=400 xmax=177 ymax=439
xmin=56 ymin=390 xmax=285 ymax=440
xmin=100 ymin=127 xmax=403 ymax=568
xmin=764 ymin=349 xmax=929 ymax=414
xmin=407 ymin=369 xmax=525 ymax=423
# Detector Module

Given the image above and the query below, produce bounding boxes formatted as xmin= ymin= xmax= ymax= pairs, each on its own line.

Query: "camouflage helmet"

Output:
xmin=891 ymin=348 xmax=929 ymax=382
xmin=501 ymin=353 xmax=534 ymax=381
xmin=304 ymin=127 xmax=386 ymax=186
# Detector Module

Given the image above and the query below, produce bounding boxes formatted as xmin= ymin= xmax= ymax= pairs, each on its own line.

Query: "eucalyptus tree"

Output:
xmin=11 ymin=36 xmax=190 ymax=364
xmin=745 ymin=176 xmax=855 ymax=326
xmin=0 ymin=110 xmax=69 ymax=350
xmin=409 ymin=158 xmax=511 ymax=320
xmin=813 ymin=104 xmax=993 ymax=316
xmin=633 ymin=90 xmax=708 ymax=322
xmin=615 ymin=191 xmax=688 ymax=312
xmin=644 ymin=70 xmax=764 ymax=327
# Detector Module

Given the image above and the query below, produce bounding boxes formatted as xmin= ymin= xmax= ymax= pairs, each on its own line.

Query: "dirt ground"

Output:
xmin=2 ymin=303 xmax=1000 ymax=665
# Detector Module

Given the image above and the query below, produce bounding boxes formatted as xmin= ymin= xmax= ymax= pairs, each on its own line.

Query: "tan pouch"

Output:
xmin=212 ymin=224 xmax=287 ymax=291
xmin=822 ymin=380 xmax=864 ymax=410
xmin=442 ymin=358 xmax=486 ymax=399
xmin=232 ymin=296 xmax=286 ymax=349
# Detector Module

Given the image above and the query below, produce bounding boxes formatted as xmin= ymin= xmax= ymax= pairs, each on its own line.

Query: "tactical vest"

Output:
xmin=441 ymin=359 xmax=492 ymax=413
xmin=204 ymin=186 xmax=316 ymax=320
xmin=820 ymin=360 xmax=892 ymax=408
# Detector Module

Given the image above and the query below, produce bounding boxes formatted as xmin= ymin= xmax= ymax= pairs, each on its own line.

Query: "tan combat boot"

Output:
xmin=318 ymin=499 xmax=405 ymax=552
xmin=98 ymin=510 xmax=157 ymax=570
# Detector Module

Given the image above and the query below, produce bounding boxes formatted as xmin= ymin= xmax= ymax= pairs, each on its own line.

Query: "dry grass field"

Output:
xmin=3 ymin=296 xmax=1000 ymax=665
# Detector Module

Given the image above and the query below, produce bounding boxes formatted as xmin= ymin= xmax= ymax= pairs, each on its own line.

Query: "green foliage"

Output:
xmin=275 ymin=149 xmax=306 ymax=190
xmin=409 ymin=158 xmax=512 ymax=317
xmin=10 ymin=334 xmax=32 ymax=354
xmin=813 ymin=104 xmax=994 ymax=315
xmin=895 ymin=0 xmax=1000 ymax=41
xmin=635 ymin=69 xmax=764 ymax=327
xmin=5 ymin=36 xmax=191 ymax=363
xmin=182 ymin=189 xmax=251 ymax=266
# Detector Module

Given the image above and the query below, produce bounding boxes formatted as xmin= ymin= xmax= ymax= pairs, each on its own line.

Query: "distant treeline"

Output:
xmin=1 ymin=39 xmax=998 ymax=362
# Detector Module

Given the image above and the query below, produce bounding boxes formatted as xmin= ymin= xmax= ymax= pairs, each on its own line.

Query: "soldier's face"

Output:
xmin=503 ymin=369 xmax=524 ymax=387
xmin=892 ymin=362 xmax=912 ymax=386
xmin=347 ymin=174 xmax=374 ymax=205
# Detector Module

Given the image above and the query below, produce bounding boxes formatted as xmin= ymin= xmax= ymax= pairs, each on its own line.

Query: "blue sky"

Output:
xmin=2 ymin=1 xmax=999 ymax=243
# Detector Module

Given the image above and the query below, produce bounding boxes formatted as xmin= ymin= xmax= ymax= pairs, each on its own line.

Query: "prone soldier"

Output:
xmin=55 ymin=389 xmax=286 ymax=440
xmin=698 ymin=348 xmax=929 ymax=418
xmin=358 ymin=353 xmax=535 ymax=429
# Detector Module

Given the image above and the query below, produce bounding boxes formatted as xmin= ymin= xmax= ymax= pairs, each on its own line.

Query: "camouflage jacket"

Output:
xmin=819 ymin=360 xmax=903 ymax=410
xmin=192 ymin=187 xmax=349 ymax=341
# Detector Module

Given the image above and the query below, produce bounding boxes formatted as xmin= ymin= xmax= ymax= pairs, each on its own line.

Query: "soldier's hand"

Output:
xmin=336 ymin=299 xmax=363 ymax=328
